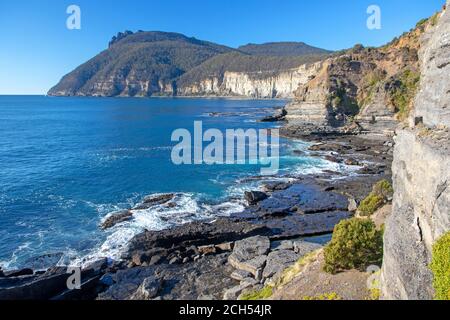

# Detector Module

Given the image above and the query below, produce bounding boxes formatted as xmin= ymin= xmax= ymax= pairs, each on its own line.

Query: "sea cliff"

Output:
xmin=381 ymin=2 xmax=450 ymax=299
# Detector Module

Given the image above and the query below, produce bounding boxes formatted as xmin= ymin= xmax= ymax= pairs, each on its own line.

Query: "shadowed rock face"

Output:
xmin=381 ymin=3 xmax=450 ymax=300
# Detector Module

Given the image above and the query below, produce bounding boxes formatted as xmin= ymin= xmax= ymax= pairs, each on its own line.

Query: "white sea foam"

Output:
xmin=73 ymin=192 xmax=246 ymax=267
xmin=1 ymin=242 xmax=32 ymax=269
xmin=66 ymin=139 xmax=361 ymax=268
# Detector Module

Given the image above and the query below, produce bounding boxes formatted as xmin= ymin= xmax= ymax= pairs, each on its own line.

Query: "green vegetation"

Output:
xmin=389 ymin=69 xmax=421 ymax=121
xmin=430 ymin=232 xmax=450 ymax=300
xmin=430 ymin=12 xmax=440 ymax=27
xmin=359 ymin=69 xmax=387 ymax=107
xmin=327 ymin=83 xmax=359 ymax=117
xmin=276 ymin=250 xmax=321 ymax=287
xmin=50 ymin=31 xmax=331 ymax=97
xmin=302 ymin=292 xmax=342 ymax=300
xmin=358 ymin=180 xmax=393 ymax=217
xmin=240 ymin=286 xmax=273 ymax=300
xmin=367 ymin=269 xmax=381 ymax=300
xmin=178 ymin=51 xmax=328 ymax=86
xmin=240 ymin=250 xmax=323 ymax=300
xmin=238 ymin=42 xmax=332 ymax=57
xmin=373 ymin=180 xmax=394 ymax=198
xmin=416 ymin=18 xmax=429 ymax=29
xmin=50 ymin=31 xmax=233 ymax=96
xmin=358 ymin=194 xmax=384 ymax=217
xmin=323 ymin=218 xmax=384 ymax=274
xmin=368 ymin=288 xmax=381 ymax=300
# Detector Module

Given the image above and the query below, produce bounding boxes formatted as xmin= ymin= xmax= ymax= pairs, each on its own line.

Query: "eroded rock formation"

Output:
xmin=283 ymin=17 xmax=439 ymax=136
xmin=178 ymin=63 xmax=323 ymax=98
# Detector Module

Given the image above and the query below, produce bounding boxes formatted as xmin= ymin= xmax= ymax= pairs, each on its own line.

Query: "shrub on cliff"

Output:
xmin=389 ymin=69 xmax=420 ymax=120
xmin=373 ymin=179 xmax=394 ymax=198
xmin=430 ymin=232 xmax=450 ymax=300
xmin=358 ymin=194 xmax=384 ymax=217
xmin=358 ymin=180 xmax=393 ymax=216
xmin=323 ymin=218 xmax=383 ymax=274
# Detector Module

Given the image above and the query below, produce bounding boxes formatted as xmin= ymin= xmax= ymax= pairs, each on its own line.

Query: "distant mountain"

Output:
xmin=48 ymin=31 xmax=331 ymax=97
xmin=238 ymin=42 xmax=332 ymax=57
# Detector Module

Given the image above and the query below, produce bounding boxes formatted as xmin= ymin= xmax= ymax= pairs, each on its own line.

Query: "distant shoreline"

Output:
xmin=44 ymin=94 xmax=291 ymax=101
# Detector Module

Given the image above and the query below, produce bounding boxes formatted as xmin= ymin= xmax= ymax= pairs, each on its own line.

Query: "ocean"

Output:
xmin=0 ymin=96 xmax=347 ymax=269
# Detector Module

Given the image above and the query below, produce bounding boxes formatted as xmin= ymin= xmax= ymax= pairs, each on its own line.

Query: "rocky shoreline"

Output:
xmin=0 ymin=127 xmax=394 ymax=300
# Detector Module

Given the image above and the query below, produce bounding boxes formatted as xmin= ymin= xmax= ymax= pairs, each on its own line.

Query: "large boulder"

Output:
xmin=244 ymin=191 xmax=268 ymax=206
xmin=101 ymin=210 xmax=133 ymax=229
xmin=131 ymin=277 xmax=162 ymax=300
xmin=133 ymin=193 xmax=175 ymax=210
xmin=228 ymin=236 xmax=270 ymax=278
xmin=262 ymin=250 xmax=300 ymax=279
xmin=0 ymin=259 xmax=109 ymax=300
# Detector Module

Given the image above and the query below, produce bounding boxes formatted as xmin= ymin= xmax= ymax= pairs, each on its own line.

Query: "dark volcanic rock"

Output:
xmin=261 ymin=181 xmax=292 ymax=192
xmin=126 ymin=218 xmax=271 ymax=260
xmin=260 ymin=211 xmax=352 ymax=239
xmin=253 ymin=183 xmax=349 ymax=216
xmin=0 ymin=259 xmax=109 ymax=300
xmin=0 ymin=267 xmax=68 ymax=300
xmin=133 ymin=193 xmax=175 ymax=210
xmin=244 ymin=191 xmax=268 ymax=205
xmin=99 ymin=253 xmax=236 ymax=300
xmin=260 ymin=108 xmax=287 ymax=122
xmin=324 ymin=155 xmax=343 ymax=163
xmin=101 ymin=210 xmax=133 ymax=229
xmin=3 ymin=268 xmax=34 ymax=278
xmin=131 ymin=277 xmax=162 ymax=300
xmin=308 ymin=142 xmax=352 ymax=153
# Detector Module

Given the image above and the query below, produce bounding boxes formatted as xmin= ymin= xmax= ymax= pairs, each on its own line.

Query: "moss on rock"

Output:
xmin=239 ymin=286 xmax=273 ymax=300
xmin=302 ymin=292 xmax=342 ymax=300
xmin=430 ymin=232 xmax=450 ymax=300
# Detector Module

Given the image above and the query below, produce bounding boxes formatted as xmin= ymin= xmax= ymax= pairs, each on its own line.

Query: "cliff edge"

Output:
xmin=381 ymin=1 xmax=450 ymax=300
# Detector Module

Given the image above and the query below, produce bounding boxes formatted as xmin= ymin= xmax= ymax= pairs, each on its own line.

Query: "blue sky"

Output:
xmin=0 ymin=0 xmax=445 ymax=94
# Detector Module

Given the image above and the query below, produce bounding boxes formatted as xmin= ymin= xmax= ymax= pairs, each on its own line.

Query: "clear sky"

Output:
xmin=0 ymin=0 xmax=445 ymax=95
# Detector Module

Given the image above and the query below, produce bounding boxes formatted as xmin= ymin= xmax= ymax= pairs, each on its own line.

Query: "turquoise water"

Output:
xmin=0 ymin=96 xmax=342 ymax=268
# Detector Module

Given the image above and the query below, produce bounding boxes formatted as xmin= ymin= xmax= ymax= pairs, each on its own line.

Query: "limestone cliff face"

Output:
xmin=283 ymin=19 xmax=435 ymax=136
xmin=381 ymin=3 xmax=450 ymax=300
xmin=178 ymin=63 xmax=322 ymax=98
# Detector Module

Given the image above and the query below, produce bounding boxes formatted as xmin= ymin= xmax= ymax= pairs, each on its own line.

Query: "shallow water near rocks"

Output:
xmin=0 ymin=96 xmax=349 ymax=269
